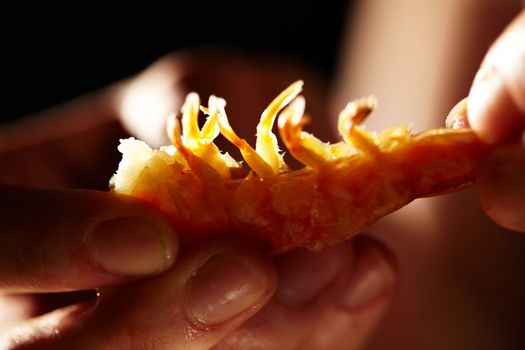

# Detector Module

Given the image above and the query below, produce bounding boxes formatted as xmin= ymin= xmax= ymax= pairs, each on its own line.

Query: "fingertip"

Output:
xmin=275 ymin=245 xmax=347 ymax=307
xmin=116 ymin=61 xmax=183 ymax=147
xmin=476 ymin=144 xmax=525 ymax=232
xmin=184 ymin=241 xmax=277 ymax=327
xmin=87 ymin=216 xmax=178 ymax=277
xmin=467 ymin=66 xmax=524 ymax=144
xmin=48 ymin=238 xmax=277 ymax=349
xmin=0 ymin=187 xmax=180 ymax=291
xmin=299 ymin=238 xmax=397 ymax=349
xmin=338 ymin=238 xmax=396 ymax=311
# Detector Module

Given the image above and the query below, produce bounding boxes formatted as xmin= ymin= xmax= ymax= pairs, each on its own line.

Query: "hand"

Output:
xmin=1 ymin=221 xmax=276 ymax=348
xmin=115 ymin=52 xmax=398 ymax=349
xmin=114 ymin=50 xmax=333 ymax=150
xmin=0 ymin=142 xmax=278 ymax=348
xmin=0 ymin=63 xmax=271 ymax=348
xmin=467 ymin=9 xmax=525 ymax=232
xmin=0 ymin=52 xmax=397 ymax=349
xmin=214 ymin=239 xmax=396 ymax=350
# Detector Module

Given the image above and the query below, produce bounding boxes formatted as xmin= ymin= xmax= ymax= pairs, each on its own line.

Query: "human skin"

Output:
xmin=0 ymin=54 xmax=396 ymax=349
xmin=333 ymin=1 xmax=525 ymax=349
xmin=1 ymin=2 xmax=524 ymax=348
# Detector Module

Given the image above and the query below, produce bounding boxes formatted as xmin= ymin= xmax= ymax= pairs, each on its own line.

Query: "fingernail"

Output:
xmin=468 ymin=66 xmax=523 ymax=144
xmin=185 ymin=250 xmax=272 ymax=326
xmin=445 ymin=98 xmax=470 ymax=129
xmin=477 ymin=145 xmax=525 ymax=231
xmin=339 ymin=241 xmax=395 ymax=310
xmin=276 ymin=246 xmax=345 ymax=306
xmin=88 ymin=217 xmax=175 ymax=276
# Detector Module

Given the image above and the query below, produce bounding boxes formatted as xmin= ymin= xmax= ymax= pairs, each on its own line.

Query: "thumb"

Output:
xmin=0 ymin=185 xmax=178 ymax=292
xmin=467 ymin=9 xmax=525 ymax=144
xmin=476 ymin=144 xmax=525 ymax=232
xmin=3 ymin=239 xmax=277 ymax=350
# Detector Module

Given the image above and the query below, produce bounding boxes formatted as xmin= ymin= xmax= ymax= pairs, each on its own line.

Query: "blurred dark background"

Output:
xmin=0 ymin=0 xmax=350 ymax=124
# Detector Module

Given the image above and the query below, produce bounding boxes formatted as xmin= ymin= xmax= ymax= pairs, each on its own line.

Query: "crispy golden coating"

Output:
xmin=111 ymin=82 xmax=487 ymax=253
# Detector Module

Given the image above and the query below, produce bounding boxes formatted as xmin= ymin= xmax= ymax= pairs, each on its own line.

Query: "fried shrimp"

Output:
xmin=111 ymin=81 xmax=487 ymax=253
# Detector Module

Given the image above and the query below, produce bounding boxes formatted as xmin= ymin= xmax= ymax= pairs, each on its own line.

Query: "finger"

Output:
xmin=467 ymin=9 xmax=525 ymax=144
xmin=476 ymin=143 xmax=525 ymax=232
xmin=116 ymin=57 xmax=182 ymax=148
xmin=0 ymin=185 xmax=178 ymax=292
xmin=0 ymin=301 xmax=94 ymax=350
xmin=213 ymin=245 xmax=350 ymax=349
xmin=6 ymin=239 xmax=277 ymax=350
xmin=116 ymin=51 xmax=331 ymax=151
xmin=299 ymin=239 xmax=396 ymax=350
xmin=0 ymin=290 xmax=97 ymax=329
xmin=0 ymin=86 xmax=128 ymax=189
xmin=216 ymin=238 xmax=396 ymax=349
